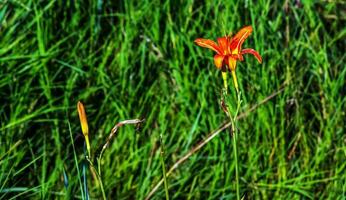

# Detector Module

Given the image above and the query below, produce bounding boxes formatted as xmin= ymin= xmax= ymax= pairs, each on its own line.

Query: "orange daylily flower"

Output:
xmin=194 ymin=25 xmax=262 ymax=71
xmin=195 ymin=26 xmax=262 ymax=92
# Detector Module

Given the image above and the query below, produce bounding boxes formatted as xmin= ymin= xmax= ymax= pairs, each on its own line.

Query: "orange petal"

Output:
xmin=238 ymin=54 xmax=244 ymax=61
xmin=194 ymin=38 xmax=222 ymax=54
xmin=230 ymin=54 xmax=243 ymax=61
xmin=241 ymin=48 xmax=262 ymax=63
xmin=214 ymin=54 xmax=225 ymax=69
xmin=230 ymin=26 xmax=253 ymax=53
xmin=217 ymin=36 xmax=230 ymax=54
xmin=227 ymin=57 xmax=237 ymax=71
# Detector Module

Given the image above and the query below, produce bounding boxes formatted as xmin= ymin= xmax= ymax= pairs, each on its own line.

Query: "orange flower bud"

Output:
xmin=77 ymin=101 xmax=89 ymax=137
xmin=77 ymin=101 xmax=91 ymax=157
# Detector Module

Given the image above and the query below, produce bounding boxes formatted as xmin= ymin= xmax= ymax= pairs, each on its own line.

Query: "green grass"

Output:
xmin=1 ymin=0 xmax=345 ymax=199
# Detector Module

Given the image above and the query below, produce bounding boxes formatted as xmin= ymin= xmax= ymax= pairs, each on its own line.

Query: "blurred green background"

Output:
xmin=0 ymin=0 xmax=345 ymax=199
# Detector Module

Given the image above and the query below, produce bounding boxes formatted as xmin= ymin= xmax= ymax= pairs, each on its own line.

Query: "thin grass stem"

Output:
xmin=160 ymin=134 xmax=170 ymax=200
xmin=68 ymin=122 xmax=85 ymax=199
xmin=86 ymin=158 xmax=107 ymax=200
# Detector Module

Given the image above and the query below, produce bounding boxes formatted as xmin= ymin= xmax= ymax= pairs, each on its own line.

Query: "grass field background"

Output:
xmin=1 ymin=0 xmax=345 ymax=199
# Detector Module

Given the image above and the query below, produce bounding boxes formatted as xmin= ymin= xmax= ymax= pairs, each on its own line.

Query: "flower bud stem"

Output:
xmin=222 ymin=71 xmax=228 ymax=93
xmin=231 ymin=70 xmax=239 ymax=94
xmin=85 ymin=136 xmax=91 ymax=158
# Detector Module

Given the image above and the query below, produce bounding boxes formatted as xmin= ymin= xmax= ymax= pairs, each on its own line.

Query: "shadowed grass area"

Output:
xmin=0 ymin=0 xmax=345 ymax=199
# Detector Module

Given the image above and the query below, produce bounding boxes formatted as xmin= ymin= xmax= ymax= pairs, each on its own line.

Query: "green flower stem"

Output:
xmin=230 ymin=116 xmax=240 ymax=200
xmin=233 ymin=91 xmax=241 ymax=200
xmin=222 ymin=73 xmax=242 ymax=200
